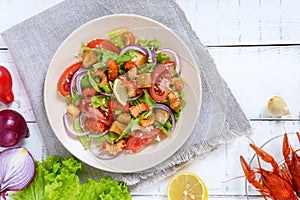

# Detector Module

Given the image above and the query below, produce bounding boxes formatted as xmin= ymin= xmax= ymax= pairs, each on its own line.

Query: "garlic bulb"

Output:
xmin=267 ymin=96 xmax=291 ymax=117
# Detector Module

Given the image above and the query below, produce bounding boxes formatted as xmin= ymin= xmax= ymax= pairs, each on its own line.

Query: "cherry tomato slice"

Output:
xmin=126 ymin=128 xmax=164 ymax=154
xmin=87 ymin=39 xmax=120 ymax=54
xmin=57 ymin=61 xmax=82 ymax=96
xmin=84 ymin=118 xmax=108 ymax=132
xmin=125 ymin=136 xmax=144 ymax=154
xmin=149 ymin=61 xmax=175 ymax=103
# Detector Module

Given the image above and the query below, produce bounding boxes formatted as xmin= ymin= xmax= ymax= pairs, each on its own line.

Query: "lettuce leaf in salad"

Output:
xmin=91 ymin=95 xmax=109 ymax=109
xmin=156 ymin=52 xmax=169 ymax=64
xmin=136 ymin=39 xmax=160 ymax=50
xmin=130 ymin=89 xmax=156 ymax=109
xmin=108 ymin=27 xmax=128 ymax=49
xmin=81 ymin=43 xmax=118 ymax=70
xmin=9 ymin=156 xmax=132 ymax=200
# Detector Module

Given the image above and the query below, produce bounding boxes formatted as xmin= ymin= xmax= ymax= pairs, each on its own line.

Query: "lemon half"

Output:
xmin=167 ymin=172 xmax=208 ymax=200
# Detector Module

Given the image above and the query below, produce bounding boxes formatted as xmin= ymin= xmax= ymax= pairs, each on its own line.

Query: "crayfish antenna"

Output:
xmin=246 ymin=135 xmax=255 ymax=145
xmin=221 ymin=175 xmax=245 ymax=183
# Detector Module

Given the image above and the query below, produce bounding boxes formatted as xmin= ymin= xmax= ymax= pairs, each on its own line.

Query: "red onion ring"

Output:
xmin=157 ymin=48 xmax=181 ymax=75
xmin=99 ymin=91 xmax=114 ymax=97
xmin=79 ymin=112 xmax=87 ymax=132
xmin=154 ymin=103 xmax=176 ymax=133
xmin=0 ymin=147 xmax=35 ymax=196
xmin=63 ymin=113 xmax=89 ymax=137
xmin=119 ymin=45 xmax=148 ymax=56
xmin=128 ymin=94 xmax=143 ymax=101
xmin=89 ymin=130 xmax=109 ymax=138
xmin=97 ymin=81 xmax=114 ymax=97
xmin=148 ymin=46 xmax=157 ymax=69
xmin=70 ymin=68 xmax=88 ymax=97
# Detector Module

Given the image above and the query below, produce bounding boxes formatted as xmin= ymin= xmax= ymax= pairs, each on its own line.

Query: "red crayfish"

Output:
xmin=282 ymin=132 xmax=300 ymax=197
xmin=240 ymin=132 xmax=300 ymax=199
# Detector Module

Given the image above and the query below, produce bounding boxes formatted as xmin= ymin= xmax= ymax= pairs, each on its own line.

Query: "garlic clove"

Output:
xmin=267 ymin=96 xmax=291 ymax=117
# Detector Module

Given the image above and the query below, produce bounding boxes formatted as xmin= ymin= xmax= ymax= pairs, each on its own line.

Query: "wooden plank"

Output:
xmin=1 ymin=0 xmax=300 ymax=47
xmin=207 ymin=45 xmax=300 ymax=119
xmin=175 ymin=0 xmax=300 ymax=45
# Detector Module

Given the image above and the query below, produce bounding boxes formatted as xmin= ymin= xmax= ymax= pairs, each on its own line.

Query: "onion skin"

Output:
xmin=0 ymin=109 xmax=29 ymax=147
xmin=0 ymin=147 xmax=36 ymax=199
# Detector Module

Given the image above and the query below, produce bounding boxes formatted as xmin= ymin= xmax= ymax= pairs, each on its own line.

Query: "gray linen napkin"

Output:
xmin=1 ymin=0 xmax=251 ymax=191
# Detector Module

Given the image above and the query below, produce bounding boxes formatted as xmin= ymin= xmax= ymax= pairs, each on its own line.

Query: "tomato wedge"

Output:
xmin=87 ymin=39 xmax=120 ymax=54
xmin=149 ymin=61 xmax=175 ymax=103
xmin=57 ymin=61 xmax=82 ymax=96
xmin=126 ymin=128 xmax=164 ymax=154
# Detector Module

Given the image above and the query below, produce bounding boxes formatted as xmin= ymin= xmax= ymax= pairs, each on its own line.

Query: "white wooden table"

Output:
xmin=1 ymin=0 xmax=300 ymax=199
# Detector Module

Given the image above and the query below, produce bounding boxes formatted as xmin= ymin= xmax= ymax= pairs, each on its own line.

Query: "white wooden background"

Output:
xmin=1 ymin=0 xmax=300 ymax=199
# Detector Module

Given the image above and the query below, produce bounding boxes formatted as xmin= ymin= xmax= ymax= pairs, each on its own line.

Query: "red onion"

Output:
xmin=128 ymin=94 xmax=143 ymax=101
xmin=148 ymin=46 xmax=157 ymax=69
xmin=157 ymin=48 xmax=181 ymax=74
xmin=98 ymin=81 xmax=114 ymax=97
xmin=63 ymin=113 xmax=89 ymax=137
xmin=0 ymin=109 xmax=29 ymax=147
xmin=70 ymin=68 xmax=88 ymax=97
xmin=154 ymin=103 xmax=176 ymax=133
xmin=98 ymin=91 xmax=114 ymax=97
xmin=0 ymin=147 xmax=35 ymax=199
xmin=119 ymin=45 xmax=148 ymax=56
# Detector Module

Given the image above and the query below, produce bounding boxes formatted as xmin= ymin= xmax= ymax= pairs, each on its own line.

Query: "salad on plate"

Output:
xmin=57 ymin=27 xmax=186 ymax=160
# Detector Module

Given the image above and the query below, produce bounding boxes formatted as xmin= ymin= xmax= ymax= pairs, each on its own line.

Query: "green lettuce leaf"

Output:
xmin=9 ymin=156 xmax=132 ymax=200
xmin=77 ymin=178 xmax=132 ymax=200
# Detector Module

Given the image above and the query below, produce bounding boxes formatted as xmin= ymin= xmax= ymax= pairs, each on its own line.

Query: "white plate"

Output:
xmin=44 ymin=14 xmax=202 ymax=172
